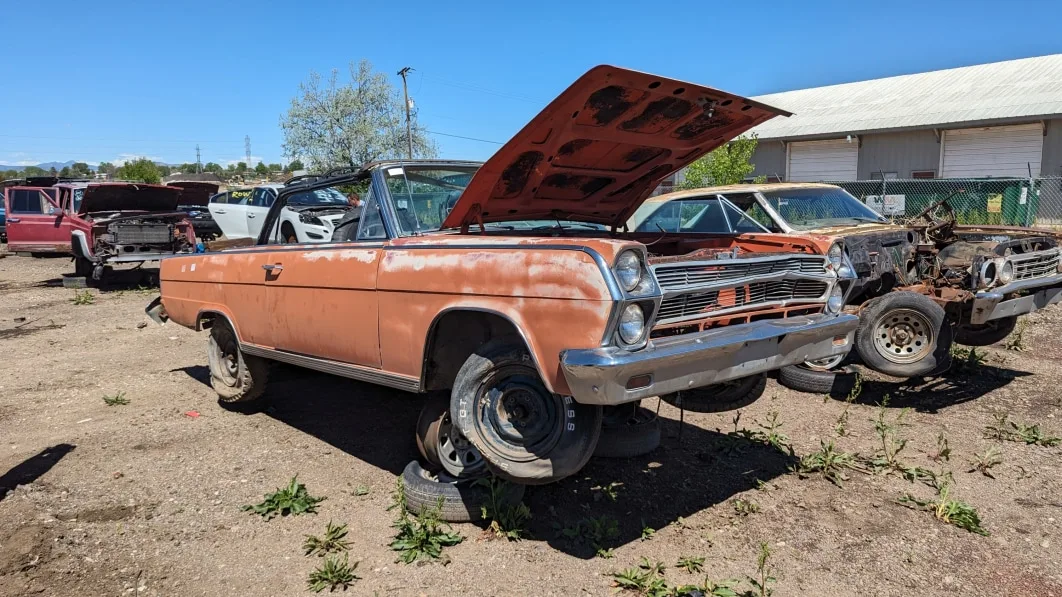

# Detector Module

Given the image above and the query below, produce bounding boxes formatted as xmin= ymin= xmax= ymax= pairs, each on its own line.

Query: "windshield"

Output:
xmin=761 ymin=188 xmax=886 ymax=230
xmin=73 ymin=188 xmax=84 ymax=212
xmin=288 ymin=187 xmax=349 ymax=207
xmin=385 ymin=165 xmax=479 ymax=235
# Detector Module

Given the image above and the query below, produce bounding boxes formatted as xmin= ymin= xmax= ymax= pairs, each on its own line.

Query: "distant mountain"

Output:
xmin=0 ymin=160 xmax=99 ymax=172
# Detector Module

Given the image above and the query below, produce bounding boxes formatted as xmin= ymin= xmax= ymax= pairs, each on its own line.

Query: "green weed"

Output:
xmin=967 ymin=446 xmax=1003 ymax=478
xmin=306 ymin=554 xmax=359 ymax=592
xmin=389 ymin=480 xmax=463 ymax=563
xmin=746 ymin=541 xmax=777 ymax=597
xmin=242 ymin=476 xmax=325 ymax=520
xmin=70 ymin=289 xmax=95 ymax=305
xmin=899 ymin=479 xmax=989 ymax=536
xmin=477 ymin=477 xmax=531 ymax=541
xmin=303 ymin=521 xmax=351 ymax=557
xmin=798 ymin=440 xmax=859 ymax=488
xmin=676 ymin=555 xmax=705 ymax=574
xmin=556 ymin=515 xmax=619 ymax=558
xmin=102 ymin=392 xmax=129 ymax=406
xmin=1004 ymin=318 xmax=1028 ymax=351
xmin=732 ymin=498 xmax=760 ymax=517
xmin=984 ymin=413 xmax=1061 ymax=446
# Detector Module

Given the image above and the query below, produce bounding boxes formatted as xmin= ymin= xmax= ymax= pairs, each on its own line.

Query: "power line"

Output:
xmin=422 ymin=129 xmax=504 ymax=145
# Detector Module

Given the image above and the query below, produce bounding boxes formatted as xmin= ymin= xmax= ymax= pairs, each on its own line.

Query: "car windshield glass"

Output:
xmin=481 ymin=220 xmax=607 ymax=231
xmin=761 ymin=188 xmax=886 ymax=230
xmin=287 ymin=187 xmax=348 ymax=206
xmin=73 ymin=188 xmax=84 ymax=211
xmin=385 ymin=165 xmax=479 ymax=235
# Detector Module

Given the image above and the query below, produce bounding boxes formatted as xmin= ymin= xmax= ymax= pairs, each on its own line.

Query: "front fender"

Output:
xmin=71 ymin=230 xmax=94 ymax=260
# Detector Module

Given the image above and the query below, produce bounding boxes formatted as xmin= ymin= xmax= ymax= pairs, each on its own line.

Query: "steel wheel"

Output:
xmin=208 ymin=325 xmax=241 ymax=388
xmin=872 ymin=308 xmax=934 ymax=364
xmin=472 ymin=366 xmax=564 ymax=463
xmin=433 ymin=409 xmax=486 ymax=477
xmin=802 ymin=354 xmax=845 ymax=371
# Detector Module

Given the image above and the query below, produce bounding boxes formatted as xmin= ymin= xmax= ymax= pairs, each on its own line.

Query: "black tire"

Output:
xmin=594 ymin=406 xmax=661 ymax=458
xmin=401 ymin=460 xmax=526 ymax=523
xmin=207 ymin=320 xmax=270 ymax=403
xmin=854 ymin=292 xmax=953 ymax=378
xmin=281 ymin=223 xmax=298 ymax=244
xmin=778 ymin=365 xmax=858 ymax=396
xmin=954 ymin=316 xmax=1018 ymax=347
xmin=74 ymin=256 xmax=94 ymax=279
xmin=451 ymin=340 xmax=602 ymax=485
xmin=660 ymin=373 xmax=767 ymax=413
xmin=416 ymin=393 xmax=487 ymax=479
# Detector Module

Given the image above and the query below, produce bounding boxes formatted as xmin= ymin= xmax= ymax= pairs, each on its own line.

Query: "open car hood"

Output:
xmin=166 ymin=181 xmax=220 ymax=206
xmin=78 ymin=183 xmax=182 ymax=214
xmin=441 ymin=65 xmax=789 ymax=230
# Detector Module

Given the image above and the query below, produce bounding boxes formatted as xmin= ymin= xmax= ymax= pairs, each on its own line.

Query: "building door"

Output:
xmin=787 ymin=139 xmax=859 ymax=182
xmin=940 ymin=124 xmax=1043 ymax=178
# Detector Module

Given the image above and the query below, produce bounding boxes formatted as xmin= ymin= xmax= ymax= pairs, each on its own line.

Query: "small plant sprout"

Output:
xmin=102 ymin=392 xmax=129 ymax=406
xmin=303 ymin=521 xmax=352 ymax=557
xmin=677 ymin=555 xmax=705 ymax=574
xmin=899 ymin=479 xmax=989 ymax=536
xmin=242 ymin=476 xmax=325 ymax=520
xmin=732 ymin=498 xmax=760 ymax=517
xmin=306 ymin=554 xmax=359 ymax=593
xmin=389 ymin=480 xmax=463 ymax=564
xmin=930 ymin=432 xmax=951 ymax=462
xmin=556 ymin=515 xmax=619 ymax=558
xmin=968 ymin=446 xmax=1003 ymax=478
xmin=950 ymin=345 xmax=987 ymax=373
xmin=352 ymin=485 xmax=369 ymax=496
xmin=984 ymin=414 xmax=1061 ymax=446
xmin=869 ymin=396 xmax=912 ymax=474
xmin=70 ymin=289 xmax=95 ymax=305
xmin=1004 ymin=317 xmax=1028 ymax=351
xmin=729 ymin=410 xmax=793 ymax=455
xmin=609 ymin=558 xmax=668 ymax=595
xmin=747 ymin=541 xmax=777 ymax=597
xmin=476 ymin=477 xmax=531 ymax=541
xmin=798 ymin=440 xmax=859 ymax=488
xmin=593 ymin=480 xmax=623 ymax=502
xmin=640 ymin=521 xmax=655 ymax=541
xmin=846 ymin=373 xmax=863 ymax=403
xmin=834 ymin=407 xmax=851 ymax=437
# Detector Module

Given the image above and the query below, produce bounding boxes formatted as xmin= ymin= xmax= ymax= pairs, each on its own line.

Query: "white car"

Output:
xmin=207 ymin=184 xmax=354 ymax=243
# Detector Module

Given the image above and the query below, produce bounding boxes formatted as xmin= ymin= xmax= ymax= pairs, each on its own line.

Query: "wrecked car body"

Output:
xmin=641 ymin=183 xmax=1062 ymax=380
xmin=146 ymin=66 xmax=858 ymax=487
xmin=165 ymin=180 xmax=223 ymax=241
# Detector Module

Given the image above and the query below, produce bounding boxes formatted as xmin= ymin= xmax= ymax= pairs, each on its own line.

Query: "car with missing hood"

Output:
xmin=632 ymin=183 xmax=1062 ymax=389
xmin=165 ymin=180 xmax=223 ymax=241
xmin=3 ymin=181 xmax=197 ymax=281
xmin=144 ymin=66 xmax=859 ymax=492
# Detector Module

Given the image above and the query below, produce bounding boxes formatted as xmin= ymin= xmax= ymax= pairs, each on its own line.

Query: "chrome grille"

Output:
xmin=1011 ymin=250 xmax=1060 ymax=281
xmin=654 ymin=256 xmax=827 ymax=290
xmin=657 ymin=280 xmax=829 ymax=322
xmin=109 ymin=222 xmax=173 ymax=245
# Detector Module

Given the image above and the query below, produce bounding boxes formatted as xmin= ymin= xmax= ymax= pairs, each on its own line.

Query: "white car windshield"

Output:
xmin=288 ymin=187 xmax=349 ymax=206
xmin=761 ymin=188 xmax=886 ymax=230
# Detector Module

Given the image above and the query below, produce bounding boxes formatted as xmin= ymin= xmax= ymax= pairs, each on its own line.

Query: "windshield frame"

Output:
xmin=729 ymin=187 xmax=887 ymax=233
xmin=379 ymin=162 xmax=481 ymax=237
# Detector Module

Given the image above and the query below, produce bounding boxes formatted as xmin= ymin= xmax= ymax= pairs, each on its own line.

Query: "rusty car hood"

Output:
xmin=78 ymin=183 xmax=182 ymax=214
xmin=441 ymin=65 xmax=789 ymax=229
xmin=166 ymin=181 xmax=220 ymax=206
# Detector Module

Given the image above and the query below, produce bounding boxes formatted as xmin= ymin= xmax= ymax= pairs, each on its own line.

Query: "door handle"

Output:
xmin=262 ymin=264 xmax=283 ymax=272
xmin=248 ymin=214 xmax=256 ymax=218
xmin=7 ymin=217 xmax=19 ymax=223
xmin=215 ymin=209 xmax=226 ymax=214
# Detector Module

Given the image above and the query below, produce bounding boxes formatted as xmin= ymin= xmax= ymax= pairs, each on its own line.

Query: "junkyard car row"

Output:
xmin=6 ymin=66 xmax=1062 ymax=493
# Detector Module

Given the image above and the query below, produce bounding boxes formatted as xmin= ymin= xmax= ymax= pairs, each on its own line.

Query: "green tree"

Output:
xmin=2 ymin=169 xmax=18 ymax=180
xmin=176 ymin=163 xmax=197 ymax=173
xmin=59 ymin=166 xmax=72 ymax=177
xmin=23 ymin=166 xmax=46 ymax=177
xmin=203 ymin=162 xmax=222 ymax=174
xmin=71 ymin=162 xmax=92 ymax=176
xmin=235 ymin=161 xmax=247 ymax=174
xmin=677 ymin=135 xmax=764 ymax=190
xmin=287 ymin=159 xmax=304 ymax=171
xmin=157 ymin=164 xmax=172 ymax=177
xmin=267 ymin=163 xmax=282 ymax=172
xmin=49 ymin=167 xmax=58 ymax=176
xmin=254 ymin=162 xmax=268 ymax=175
xmin=96 ymin=162 xmax=116 ymax=177
xmin=280 ymin=59 xmax=436 ymax=170
xmin=116 ymin=158 xmax=161 ymax=184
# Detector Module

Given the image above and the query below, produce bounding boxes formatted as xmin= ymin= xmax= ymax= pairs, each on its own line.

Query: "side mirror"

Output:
xmin=48 ymin=206 xmax=59 ymax=216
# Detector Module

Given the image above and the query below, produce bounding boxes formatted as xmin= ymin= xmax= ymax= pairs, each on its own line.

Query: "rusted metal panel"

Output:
xmin=441 ymin=66 xmax=789 ymax=230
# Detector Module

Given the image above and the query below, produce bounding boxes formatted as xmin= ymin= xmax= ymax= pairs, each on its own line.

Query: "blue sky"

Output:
xmin=2 ymin=0 xmax=1060 ymax=168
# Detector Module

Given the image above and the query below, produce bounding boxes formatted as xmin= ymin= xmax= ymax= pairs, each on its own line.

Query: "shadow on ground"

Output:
xmin=0 ymin=444 xmax=76 ymax=501
xmin=836 ymin=364 xmax=1031 ymax=413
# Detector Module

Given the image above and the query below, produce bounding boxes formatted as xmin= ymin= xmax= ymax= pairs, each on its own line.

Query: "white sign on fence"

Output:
xmin=865 ymin=194 xmax=907 ymax=216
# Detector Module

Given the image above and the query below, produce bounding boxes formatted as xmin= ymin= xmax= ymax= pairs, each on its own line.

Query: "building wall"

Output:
xmin=749 ymin=140 xmax=787 ymax=180
xmin=1042 ymin=118 xmax=1062 ymax=177
xmin=856 ymin=130 xmax=941 ymax=178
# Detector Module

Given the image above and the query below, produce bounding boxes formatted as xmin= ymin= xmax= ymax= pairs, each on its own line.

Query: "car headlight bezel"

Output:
xmin=298 ymin=212 xmax=324 ymax=226
xmin=826 ymin=284 xmax=844 ymax=313
xmin=617 ymin=303 xmax=646 ymax=345
xmin=998 ymin=259 xmax=1014 ymax=285
xmin=827 ymin=242 xmax=844 ymax=270
xmin=614 ymin=250 xmax=643 ymax=292
xmin=980 ymin=260 xmax=998 ymax=288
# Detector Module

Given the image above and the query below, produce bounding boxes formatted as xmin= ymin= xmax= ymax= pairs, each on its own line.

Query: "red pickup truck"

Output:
xmin=3 ymin=181 xmax=197 ymax=281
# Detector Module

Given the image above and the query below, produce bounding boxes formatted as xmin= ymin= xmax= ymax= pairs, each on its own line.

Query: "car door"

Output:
xmin=4 ymin=187 xmax=69 ymax=252
xmin=263 ymin=185 xmax=383 ymax=368
xmin=208 ymin=189 xmax=251 ymax=238
xmin=245 ymin=187 xmax=274 ymax=239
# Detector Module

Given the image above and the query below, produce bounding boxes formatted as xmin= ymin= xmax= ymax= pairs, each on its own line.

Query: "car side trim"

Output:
xmin=239 ymin=343 xmax=422 ymax=393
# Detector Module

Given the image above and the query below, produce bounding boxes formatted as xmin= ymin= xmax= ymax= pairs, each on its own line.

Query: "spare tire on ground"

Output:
xmin=400 ymin=460 xmax=526 ymax=523
xmin=778 ymin=364 xmax=859 ymax=396
xmin=660 ymin=373 xmax=767 ymax=413
xmin=594 ymin=404 xmax=661 ymax=458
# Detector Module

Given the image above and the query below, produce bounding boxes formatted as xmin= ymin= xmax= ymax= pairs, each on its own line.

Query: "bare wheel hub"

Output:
xmin=473 ymin=370 xmax=563 ymax=463
xmin=873 ymin=308 xmax=934 ymax=364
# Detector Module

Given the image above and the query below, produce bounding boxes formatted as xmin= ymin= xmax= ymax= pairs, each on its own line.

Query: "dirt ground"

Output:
xmin=2 ymin=253 xmax=1062 ymax=597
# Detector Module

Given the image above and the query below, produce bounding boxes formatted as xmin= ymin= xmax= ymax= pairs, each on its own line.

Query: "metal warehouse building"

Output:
xmin=744 ymin=54 xmax=1062 ymax=182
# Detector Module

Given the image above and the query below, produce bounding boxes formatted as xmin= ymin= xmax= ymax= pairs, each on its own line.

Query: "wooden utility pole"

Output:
xmin=397 ymin=67 xmax=414 ymax=159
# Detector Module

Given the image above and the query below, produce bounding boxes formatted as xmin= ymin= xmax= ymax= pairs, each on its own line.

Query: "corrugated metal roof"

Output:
xmin=746 ymin=54 xmax=1062 ymax=140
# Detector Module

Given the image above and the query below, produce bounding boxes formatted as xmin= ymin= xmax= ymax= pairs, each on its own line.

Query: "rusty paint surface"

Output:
xmin=441 ymin=66 xmax=789 ymax=230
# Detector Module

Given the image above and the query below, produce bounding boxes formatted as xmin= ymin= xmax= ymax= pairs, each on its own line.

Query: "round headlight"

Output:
xmin=615 ymin=250 xmax=643 ymax=292
xmin=827 ymin=243 xmax=844 ymax=269
xmin=980 ymin=260 xmax=997 ymax=288
xmin=618 ymin=303 xmax=645 ymax=345
xmin=827 ymin=284 xmax=844 ymax=313
xmin=999 ymin=260 xmax=1014 ymax=285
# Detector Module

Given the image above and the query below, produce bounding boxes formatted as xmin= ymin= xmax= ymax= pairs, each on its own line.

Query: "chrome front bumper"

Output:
xmin=970 ymin=273 xmax=1062 ymax=324
xmin=560 ymin=313 xmax=859 ymax=406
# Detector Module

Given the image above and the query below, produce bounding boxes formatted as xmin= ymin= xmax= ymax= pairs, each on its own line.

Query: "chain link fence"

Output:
xmin=824 ymin=176 xmax=1062 ymax=229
